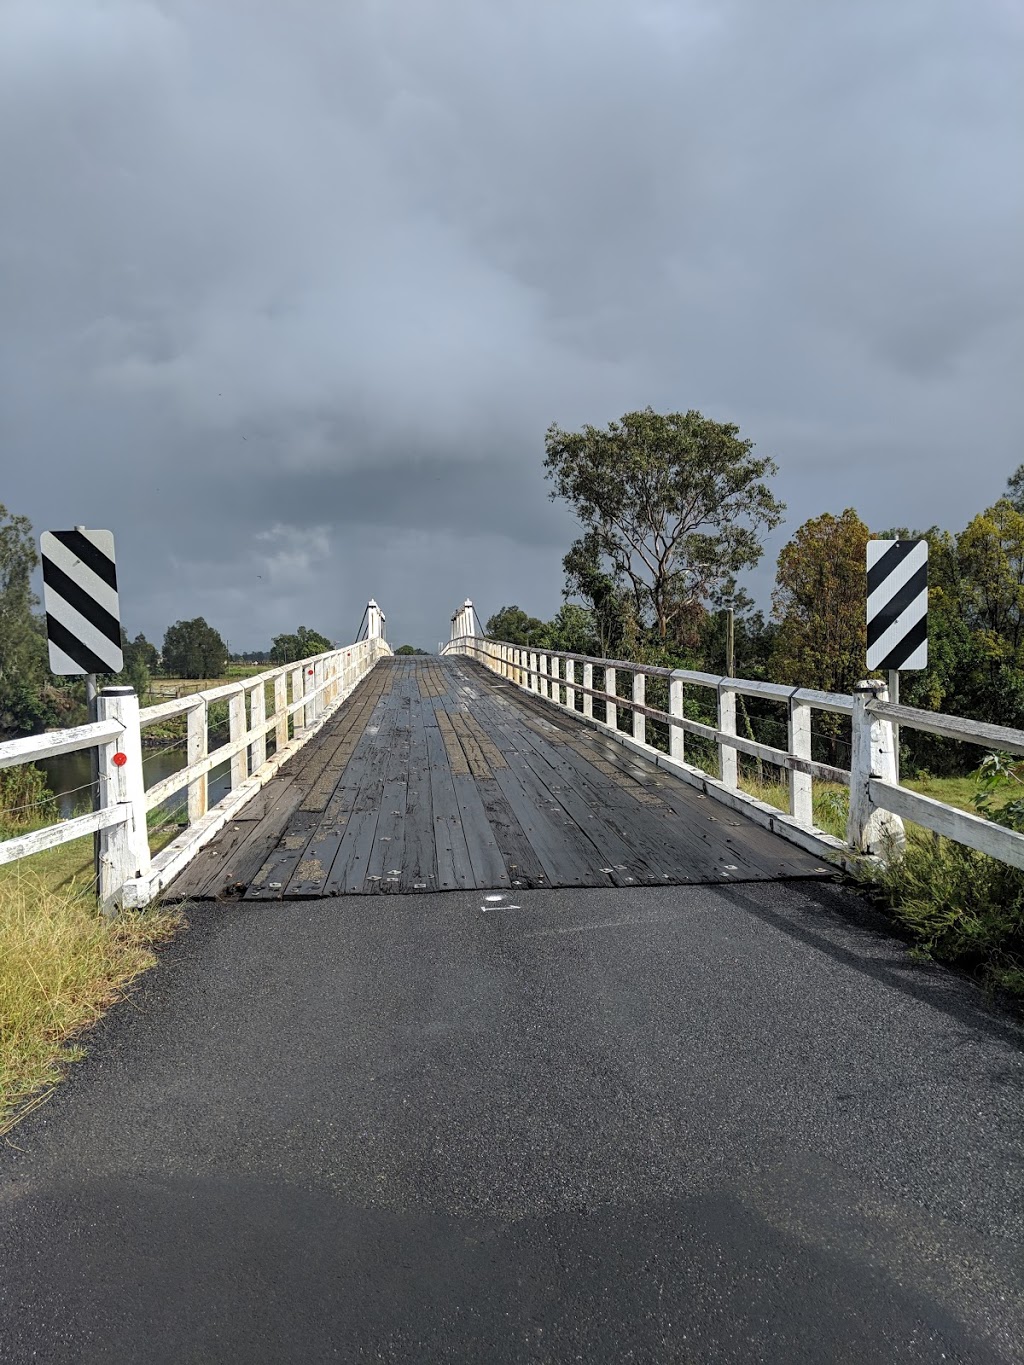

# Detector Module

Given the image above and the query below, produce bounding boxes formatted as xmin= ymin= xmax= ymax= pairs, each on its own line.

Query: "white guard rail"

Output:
xmin=441 ymin=634 xmax=1024 ymax=875
xmin=0 ymin=635 xmax=392 ymax=910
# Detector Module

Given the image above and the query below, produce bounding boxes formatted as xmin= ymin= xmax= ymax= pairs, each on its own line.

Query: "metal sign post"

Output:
xmin=867 ymin=539 xmax=928 ymax=785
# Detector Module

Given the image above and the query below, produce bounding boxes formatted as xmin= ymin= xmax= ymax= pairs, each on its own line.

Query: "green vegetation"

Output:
xmin=544 ymin=407 xmax=785 ymax=642
xmin=487 ymin=425 xmax=1024 ymax=1002
xmin=0 ymin=783 xmax=187 ymax=1131
xmin=270 ymin=626 xmax=333 ymax=663
xmin=0 ymin=863 xmax=182 ymax=1134
xmin=162 ymin=617 xmax=229 ymax=679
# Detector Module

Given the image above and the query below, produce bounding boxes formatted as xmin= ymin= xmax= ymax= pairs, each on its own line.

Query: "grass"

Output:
xmin=0 ymin=812 xmax=188 ymax=1134
xmin=736 ymin=766 xmax=1024 ymax=1004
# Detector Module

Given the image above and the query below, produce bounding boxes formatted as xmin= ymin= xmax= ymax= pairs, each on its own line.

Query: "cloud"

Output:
xmin=2 ymin=0 xmax=1022 ymax=648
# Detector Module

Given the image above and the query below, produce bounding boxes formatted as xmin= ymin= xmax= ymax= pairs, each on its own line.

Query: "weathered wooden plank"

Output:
xmin=244 ymin=811 xmax=321 ymax=899
xmin=468 ymin=686 xmax=672 ymax=886
xmin=451 ymin=773 xmax=511 ymax=889
xmin=473 ymin=777 xmax=549 ymax=888
xmin=424 ymin=715 xmax=475 ymax=890
xmin=320 ymin=694 xmax=403 ymax=894
xmin=399 ymin=687 xmax=438 ymax=892
xmin=288 ymin=682 xmax=401 ymax=896
xmin=489 ymin=762 xmax=608 ymax=887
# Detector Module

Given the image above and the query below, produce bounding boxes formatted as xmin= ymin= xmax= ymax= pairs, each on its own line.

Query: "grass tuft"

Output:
xmin=0 ymin=865 xmax=183 ymax=1134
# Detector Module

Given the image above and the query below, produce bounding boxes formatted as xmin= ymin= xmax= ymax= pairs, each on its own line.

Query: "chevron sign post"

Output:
xmin=867 ymin=537 xmax=928 ymax=783
xmin=40 ymin=528 xmax=123 ymax=675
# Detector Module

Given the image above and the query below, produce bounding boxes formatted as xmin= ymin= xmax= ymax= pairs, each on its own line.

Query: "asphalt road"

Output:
xmin=1 ymin=878 xmax=1022 ymax=1363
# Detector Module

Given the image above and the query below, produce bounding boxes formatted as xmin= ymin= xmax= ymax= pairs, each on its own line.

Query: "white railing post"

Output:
xmin=718 ymin=681 xmax=738 ymax=788
xmin=582 ymin=662 xmax=593 ymax=718
xmin=632 ymin=671 xmax=646 ymax=744
xmin=96 ymin=687 xmax=150 ymax=913
xmin=249 ymin=681 xmax=267 ymax=771
xmin=788 ymin=694 xmax=813 ymax=825
xmin=565 ymin=660 xmax=576 ymax=710
xmin=517 ymin=649 xmax=525 ymax=686
xmin=848 ymin=681 xmax=906 ymax=857
xmin=606 ymin=667 xmax=617 ymax=730
xmin=541 ymin=653 xmax=550 ymax=699
xmin=187 ymin=697 xmax=208 ymax=824
xmin=528 ymin=651 xmax=536 ymax=692
xmin=669 ymin=670 xmax=685 ymax=762
xmin=313 ymin=659 xmax=325 ymax=720
xmin=274 ymin=672 xmax=289 ymax=751
xmin=229 ymin=686 xmax=247 ymax=789
xmin=303 ymin=663 xmax=315 ymax=727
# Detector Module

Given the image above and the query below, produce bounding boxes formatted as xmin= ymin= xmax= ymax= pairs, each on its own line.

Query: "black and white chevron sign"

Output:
xmin=39 ymin=529 xmax=123 ymax=675
xmin=866 ymin=538 xmax=928 ymax=671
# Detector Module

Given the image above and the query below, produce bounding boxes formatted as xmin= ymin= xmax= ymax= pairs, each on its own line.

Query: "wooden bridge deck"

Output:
xmin=166 ymin=656 xmax=831 ymax=901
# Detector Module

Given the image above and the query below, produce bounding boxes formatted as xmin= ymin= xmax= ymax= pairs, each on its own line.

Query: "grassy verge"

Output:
xmin=0 ymin=823 xmax=187 ymax=1135
xmin=737 ymin=768 xmax=1024 ymax=1004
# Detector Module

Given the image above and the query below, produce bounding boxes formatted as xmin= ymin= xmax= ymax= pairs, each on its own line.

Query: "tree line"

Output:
xmin=0 ymin=504 xmax=342 ymax=736
xmin=484 ymin=408 xmax=1024 ymax=777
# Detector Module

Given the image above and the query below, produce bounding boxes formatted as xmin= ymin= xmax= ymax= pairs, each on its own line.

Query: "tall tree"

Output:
xmin=0 ymin=504 xmax=65 ymax=734
xmin=162 ymin=618 xmax=228 ymax=679
xmin=269 ymin=626 xmax=333 ymax=664
xmin=484 ymin=606 xmax=550 ymax=647
xmin=1005 ymin=463 xmax=1024 ymax=515
xmin=770 ymin=508 xmax=870 ymax=694
xmin=545 ymin=407 xmax=785 ymax=640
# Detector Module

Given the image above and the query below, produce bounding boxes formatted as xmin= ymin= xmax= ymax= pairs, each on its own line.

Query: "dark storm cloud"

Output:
xmin=2 ymin=0 xmax=1021 ymax=649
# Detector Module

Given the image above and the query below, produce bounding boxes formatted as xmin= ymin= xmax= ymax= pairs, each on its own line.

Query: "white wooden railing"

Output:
xmin=441 ymin=633 xmax=1024 ymax=874
xmin=0 ymin=628 xmax=392 ymax=911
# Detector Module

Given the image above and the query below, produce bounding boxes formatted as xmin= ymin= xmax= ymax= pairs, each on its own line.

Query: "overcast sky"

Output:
xmin=3 ymin=0 xmax=1022 ymax=651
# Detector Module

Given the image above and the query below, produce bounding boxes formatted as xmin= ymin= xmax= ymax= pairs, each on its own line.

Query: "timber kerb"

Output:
xmin=441 ymin=632 xmax=1024 ymax=875
xmin=0 ymin=611 xmax=393 ymax=911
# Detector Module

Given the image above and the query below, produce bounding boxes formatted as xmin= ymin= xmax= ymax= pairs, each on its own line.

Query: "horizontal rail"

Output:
xmin=138 ymin=643 xmax=378 ymax=726
xmin=870 ymin=780 xmax=1024 ymax=871
xmin=0 ymin=804 xmax=128 ymax=866
xmin=0 ymin=719 xmax=124 ymax=771
xmin=867 ymin=700 xmax=1024 ymax=757
xmin=0 ymin=621 xmax=392 ymax=907
xmin=443 ymin=629 xmax=1024 ymax=873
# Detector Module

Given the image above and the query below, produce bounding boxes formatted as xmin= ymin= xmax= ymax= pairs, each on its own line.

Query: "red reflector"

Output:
xmin=112 ymin=752 xmax=128 ymax=767
xmin=308 ymin=668 xmax=314 ymax=675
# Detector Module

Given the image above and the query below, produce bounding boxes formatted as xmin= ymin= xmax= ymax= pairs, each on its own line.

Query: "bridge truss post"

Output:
xmin=669 ymin=671 xmax=685 ymax=761
xmin=229 ymin=688 xmax=247 ymax=789
xmin=788 ymin=695 xmax=813 ymax=825
xmin=632 ymin=672 xmax=646 ymax=744
xmin=312 ymin=659 xmax=325 ymax=721
xmin=274 ymin=674 xmax=289 ymax=752
xmin=248 ymin=680 xmax=266 ymax=771
xmin=848 ymin=680 xmax=906 ymax=858
xmin=718 ymin=682 xmax=738 ymax=788
xmin=96 ymin=687 xmax=150 ymax=915
xmin=290 ymin=668 xmax=303 ymax=735
xmin=186 ymin=697 xmax=208 ymax=824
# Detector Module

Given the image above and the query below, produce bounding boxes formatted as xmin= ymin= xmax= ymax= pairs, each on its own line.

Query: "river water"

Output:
xmin=38 ymin=742 xmax=233 ymax=818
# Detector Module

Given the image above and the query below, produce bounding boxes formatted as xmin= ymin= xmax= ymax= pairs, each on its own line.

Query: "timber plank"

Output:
xmin=320 ymin=691 xmax=404 ymax=894
xmin=287 ymin=684 xmax=401 ymax=896
xmin=474 ymin=778 xmax=549 ymax=888
xmin=467 ymin=689 xmax=659 ymax=886
xmin=244 ymin=811 xmax=322 ymax=899
xmin=424 ymin=713 xmax=475 ymax=890
xmin=399 ymin=688 xmax=438 ymax=892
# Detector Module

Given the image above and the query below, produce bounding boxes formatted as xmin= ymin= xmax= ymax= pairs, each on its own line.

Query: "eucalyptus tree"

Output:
xmin=544 ymin=408 xmax=785 ymax=642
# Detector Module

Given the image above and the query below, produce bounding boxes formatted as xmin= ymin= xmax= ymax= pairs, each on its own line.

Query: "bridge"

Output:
xmin=1 ymin=599 xmax=1023 ymax=1361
